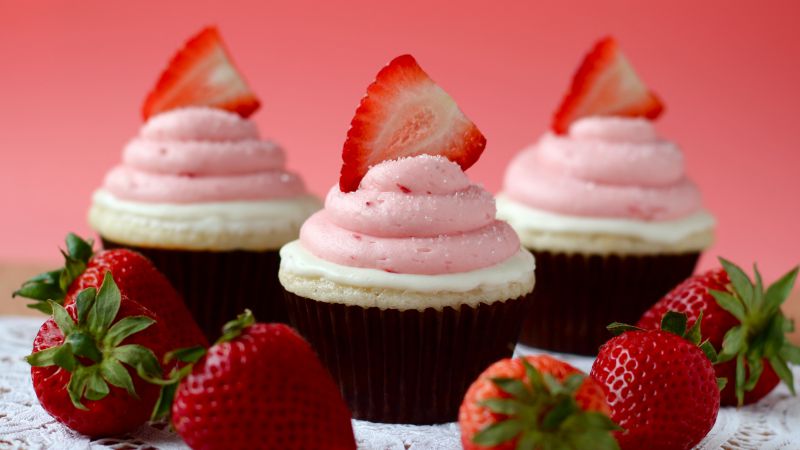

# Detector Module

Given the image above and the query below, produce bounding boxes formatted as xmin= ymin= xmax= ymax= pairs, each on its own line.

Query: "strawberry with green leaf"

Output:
xmin=27 ymin=273 xmax=170 ymax=437
xmin=638 ymin=258 xmax=799 ymax=405
xmin=13 ymin=233 xmax=95 ymax=313
xmin=591 ymin=312 xmax=721 ymax=450
xmin=459 ymin=354 xmax=619 ymax=450
xmin=14 ymin=233 xmax=206 ymax=348
xmin=152 ymin=310 xmax=356 ymax=450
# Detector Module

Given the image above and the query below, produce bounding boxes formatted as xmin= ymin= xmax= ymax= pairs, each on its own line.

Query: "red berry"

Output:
xmin=339 ymin=54 xmax=485 ymax=192
xmin=171 ymin=315 xmax=355 ymax=450
xmin=460 ymin=355 xmax=617 ymax=450
xmin=552 ymin=36 xmax=663 ymax=134
xmin=715 ymin=358 xmax=780 ymax=405
xmin=14 ymin=233 xmax=207 ymax=350
xmin=590 ymin=330 xmax=719 ymax=450
xmin=65 ymin=248 xmax=207 ymax=350
xmin=637 ymin=260 xmax=800 ymax=406
xmin=29 ymin=276 xmax=170 ymax=437
xmin=142 ymin=26 xmax=260 ymax=120
xmin=638 ymin=269 xmax=736 ymax=349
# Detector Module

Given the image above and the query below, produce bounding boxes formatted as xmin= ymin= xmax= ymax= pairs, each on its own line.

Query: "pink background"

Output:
xmin=1 ymin=0 xmax=798 ymax=280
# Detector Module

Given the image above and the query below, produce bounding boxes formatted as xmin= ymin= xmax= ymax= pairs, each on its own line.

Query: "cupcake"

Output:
xmin=496 ymin=37 xmax=715 ymax=355
xmin=88 ymin=27 xmax=320 ymax=339
xmin=279 ymin=55 xmax=536 ymax=424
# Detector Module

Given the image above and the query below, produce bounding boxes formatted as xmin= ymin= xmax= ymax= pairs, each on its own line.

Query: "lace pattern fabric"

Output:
xmin=1 ymin=317 xmax=798 ymax=450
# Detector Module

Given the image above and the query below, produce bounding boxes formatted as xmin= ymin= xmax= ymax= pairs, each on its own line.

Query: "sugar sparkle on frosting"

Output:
xmin=503 ymin=117 xmax=703 ymax=221
xmin=300 ymin=155 xmax=520 ymax=275
xmin=103 ymin=107 xmax=307 ymax=203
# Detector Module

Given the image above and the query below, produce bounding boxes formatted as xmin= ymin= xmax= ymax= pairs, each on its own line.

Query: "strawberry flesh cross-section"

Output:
xmin=339 ymin=54 xmax=486 ymax=192
xmin=552 ymin=36 xmax=664 ymax=134
xmin=142 ymin=26 xmax=260 ymax=120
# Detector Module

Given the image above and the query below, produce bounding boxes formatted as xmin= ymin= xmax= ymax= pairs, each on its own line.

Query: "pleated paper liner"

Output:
xmin=101 ymin=238 xmax=287 ymax=341
xmin=283 ymin=291 xmax=534 ymax=424
xmin=519 ymin=250 xmax=700 ymax=356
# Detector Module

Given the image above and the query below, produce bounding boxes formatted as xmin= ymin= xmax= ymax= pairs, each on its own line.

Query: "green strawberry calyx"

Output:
xmin=472 ymin=359 xmax=621 ymax=450
xmin=710 ymin=258 xmax=799 ymax=406
xmin=12 ymin=233 xmax=95 ymax=314
xmin=215 ymin=308 xmax=256 ymax=344
xmin=149 ymin=309 xmax=255 ymax=421
xmin=610 ymin=311 xmax=719 ymax=361
xmin=608 ymin=311 xmax=727 ymax=390
xmin=25 ymin=272 xmax=163 ymax=410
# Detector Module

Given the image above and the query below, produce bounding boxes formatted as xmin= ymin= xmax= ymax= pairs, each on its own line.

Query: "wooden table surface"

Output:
xmin=1 ymin=262 xmax=799 ymax=346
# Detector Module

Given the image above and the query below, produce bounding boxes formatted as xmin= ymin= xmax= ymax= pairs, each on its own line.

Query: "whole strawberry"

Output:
xmin=158 ymin=311 xmax=356 ymax=450
xmin=459 ymin=354 xmax=619 ymax=450
xmin=27 ymin=273 xmax=169 ymax=437
xmin=638 ymin=258 xmax=800 ymax=406
xmin=14 ymin=233 xmax=207 ymax=349
xmin=591 ymin=312 xmax=721 ymax=450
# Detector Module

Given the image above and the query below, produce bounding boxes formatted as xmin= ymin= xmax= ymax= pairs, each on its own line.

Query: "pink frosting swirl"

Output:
xmin=503 ymin=117 xmax=703 ymax=221
xmin=103 ymin=107 xmax=306 ymax=203
xmin=300 ymin=155 xmax=520 ymax=275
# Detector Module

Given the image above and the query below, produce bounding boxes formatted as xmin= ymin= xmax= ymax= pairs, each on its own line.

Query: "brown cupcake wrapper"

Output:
xmin=283 ymin=291 xmax=534 ymax=424
xmin=101 ymin=238 xmax=287 ymax=341
xmin=519 ymin=250 xmax=700 ymax=356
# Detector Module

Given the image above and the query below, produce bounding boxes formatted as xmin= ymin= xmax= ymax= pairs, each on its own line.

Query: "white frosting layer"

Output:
xmin=279 ymin=240 xmax=536 ymax=310
xmin=89 ymin=189 xmax=321 ymax=251
xmin=496 ymin=194 xmax=715 ymax=245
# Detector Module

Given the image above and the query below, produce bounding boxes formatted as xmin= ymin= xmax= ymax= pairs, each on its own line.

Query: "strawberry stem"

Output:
xmin=26 ymin=273 xmax=163 ymax=410
xmin=472 ymin=359 xmax=620 ymax=449
xmin=150 ymin=310 xmax=256 ymax=422
xmin=217 ymin=309 xmax=256 ymax=344
xmin=711 ymin=258 xmax=800 ymax=406
xmin=13 ymin=233 xmax=95 ymax=314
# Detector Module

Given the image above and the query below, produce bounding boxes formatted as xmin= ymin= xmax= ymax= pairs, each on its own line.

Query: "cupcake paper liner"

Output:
xmin=101 ymin=238 xmax=287 ymax=340
xmin=283 ymin=291 xmax=534 ymax=424
xmin=519 ymin=250 xmax=700 ymax=356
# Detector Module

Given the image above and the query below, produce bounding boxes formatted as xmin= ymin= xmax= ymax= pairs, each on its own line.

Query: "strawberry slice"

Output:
xmin=339 ymin=54 xmax=486 ymax=192
xmin=142 ymin=26 xmax=260 ymax=120
xmin=552 ymin=36 xmax=664 ymax=134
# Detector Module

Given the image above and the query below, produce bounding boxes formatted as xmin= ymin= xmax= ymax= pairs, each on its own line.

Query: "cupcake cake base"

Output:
xmin=279 ymin=241 xmax=536 ymax=424
xmin=496 ymin=194 xmax=714 ymax=356
xmin=89 ymin=188 xmax=321 ymax=340
xmin=519 ymin=250 xmax=700 ymax=355
xmin=102 ymin=239 xmax=287 ymax=340
xmin=283 ymin=292 xmax=533 ymax=424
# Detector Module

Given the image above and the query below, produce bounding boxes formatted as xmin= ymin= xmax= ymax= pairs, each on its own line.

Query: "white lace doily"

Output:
xmin=1 ymin=316 xmax=798 ymax=450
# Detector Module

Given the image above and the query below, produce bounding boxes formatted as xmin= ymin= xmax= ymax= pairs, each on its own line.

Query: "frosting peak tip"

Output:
xmin=141 ymin=107 xmax=260 ymax=142
xmin=302 ymin=155 xmax=518 ymax=275
xmin=569 ymin=116 xmax=659 ymax=143
xmin=357 ymin=155 xmax=470 ymax=195
xmin=106 ymin=107 xmax=306 ymax=203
